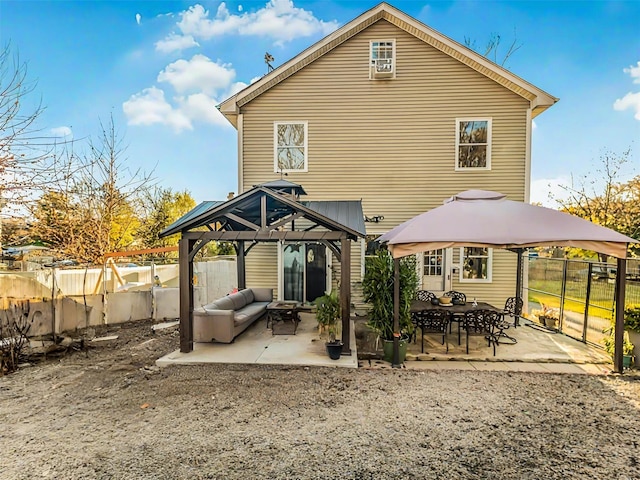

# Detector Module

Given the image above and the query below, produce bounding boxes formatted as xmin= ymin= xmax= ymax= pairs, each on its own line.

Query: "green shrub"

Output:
xmin=362 ymin=249 xmax=418 ymax=341
xmin=624 ymin=306 xmax=640 ymax=333
xmin=314 ymin=290 xmax=340 ymax=343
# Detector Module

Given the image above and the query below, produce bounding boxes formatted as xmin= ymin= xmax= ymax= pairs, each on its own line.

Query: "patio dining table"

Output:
xmin=410 ymin=299 xmax=504 ymax=348
xmin=410 ymin=299 xmax=500 ymax=314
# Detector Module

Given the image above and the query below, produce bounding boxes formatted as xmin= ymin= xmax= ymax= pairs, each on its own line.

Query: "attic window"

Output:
xmin=370 ymin=40 xmax=395 ymax=79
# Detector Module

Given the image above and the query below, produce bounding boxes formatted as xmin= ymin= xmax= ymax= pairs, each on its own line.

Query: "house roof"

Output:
xmin=161 ymin=200 xmax=225 ymax=237
xmin=159 ymin=185 xmax=365 ymax=239
xmin=218 ymin=2 xmax=558 ymax=127
xmin=302 ymin=200 xmax=366 ymax=237
xmin=255 ymin=179 xmax=307 ymax=196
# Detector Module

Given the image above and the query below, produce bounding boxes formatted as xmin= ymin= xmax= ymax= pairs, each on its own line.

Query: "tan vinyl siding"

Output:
xmin=240 ymin=19 xmax=531 ymax=305
xmin=245 ymin=243 xmax=279 ymax=297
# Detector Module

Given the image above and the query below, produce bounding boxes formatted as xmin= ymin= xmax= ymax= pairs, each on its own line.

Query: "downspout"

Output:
xmin=523 ymin=107 xmax=533 ymax=314
xmin=524 ymin=107 xmax=532 ymax=203
xmin=237 ymin=113 xmax=244 ymax=193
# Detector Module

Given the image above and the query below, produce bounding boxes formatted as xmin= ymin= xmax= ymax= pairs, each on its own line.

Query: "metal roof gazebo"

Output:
xmin=380 ymin=190 xmax=636 ymax=373
xmin=160 ymin=180 xmax=365 ymax=356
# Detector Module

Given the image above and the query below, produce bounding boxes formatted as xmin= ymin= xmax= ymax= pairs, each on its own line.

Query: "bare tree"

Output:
xmin=0 ymin=43 xmax=69 ymax=207
xmin=30 ymin=116 xmax=155 ymax=263
xmin=553 ymin=148 xmax=639 ymax=258
xmin=465 ymin=29 xmax=522 ymax=67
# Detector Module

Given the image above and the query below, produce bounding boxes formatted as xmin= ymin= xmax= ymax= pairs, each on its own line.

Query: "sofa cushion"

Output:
xmin=239 ymin=289 xmax=255 ymax=304
xmin=238 ymin=302 xmax=267 ymax=319
xmin=234 ymin=312 xmax=252 ymax=325
xmin=229 ymin=292 xmax=248 ymax=310
xmin=211 ymin=297 xmax=234 ymax=311
xmin=252 ymin=288 xmax=274 ymax=302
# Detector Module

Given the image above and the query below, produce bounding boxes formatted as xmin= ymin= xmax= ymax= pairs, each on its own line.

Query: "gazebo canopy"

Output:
xmin=380 ymin=190 xmax=635 ymax=259
xmin=379 ymin=190 xmax=636 ymax=373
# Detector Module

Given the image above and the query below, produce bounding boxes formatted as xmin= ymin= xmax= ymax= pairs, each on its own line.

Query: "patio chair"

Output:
xmin=444 ymin=290 xmax=466 ymax=333
xmin=486 ymin=311 xmax=514 ymax=355
xmin=416 ymin=290 xmax=436 ymax=303
xmin=462 ymin=309 xmax=494 ymax=354
xmin=412 ymin=309 xmax=449 ymax=353
xmin=503 ymin=296 xmax=523 ymax=327
xmin=444 ymin=291 xmax=466 ymax=303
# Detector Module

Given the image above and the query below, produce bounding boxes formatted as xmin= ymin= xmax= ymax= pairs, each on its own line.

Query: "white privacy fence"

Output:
xmin=0 ymin=258 xmax=238 ymax=337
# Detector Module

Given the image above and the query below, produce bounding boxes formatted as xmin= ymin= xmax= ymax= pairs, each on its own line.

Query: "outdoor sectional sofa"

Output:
xmin=193 ymin=287 xmax=273 ymax=343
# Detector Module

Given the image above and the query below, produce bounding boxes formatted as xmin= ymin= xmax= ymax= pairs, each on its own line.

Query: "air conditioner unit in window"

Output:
xmin=371 ymin=58 xmax=394 ymax=79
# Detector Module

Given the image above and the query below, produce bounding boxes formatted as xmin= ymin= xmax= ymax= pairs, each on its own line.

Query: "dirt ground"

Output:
xmin=2 ymin=319 xmax=640 ymax=480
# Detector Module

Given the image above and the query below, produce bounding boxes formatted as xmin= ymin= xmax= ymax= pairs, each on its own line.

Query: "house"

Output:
xmin=216 ymin=2 xmax=557 ymax=308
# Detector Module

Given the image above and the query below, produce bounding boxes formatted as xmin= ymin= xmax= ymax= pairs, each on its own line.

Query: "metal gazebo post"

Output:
xmin=392 ymin=257 xmax=401 ymax=368
xmin=515 ymin=248 xmax=524 ymax=326
xmin=613 ymin=257 xmax=626 ymax=373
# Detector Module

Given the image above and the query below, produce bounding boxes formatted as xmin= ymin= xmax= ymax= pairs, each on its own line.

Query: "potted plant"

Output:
xmin=602 ymin=328 xmax=635 ymax=369
xmin=532 ymin=302 xmax=560 ymax=329
xmin=624 ymin=306 xmax=640 ymax=366
xmin=362 ymin=248 xmax=418 ymax=363
xmin=314 ymin=290 xmax=342 ymax=360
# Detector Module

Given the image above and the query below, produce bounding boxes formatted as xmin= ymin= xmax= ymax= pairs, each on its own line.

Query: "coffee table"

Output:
xmin=266 ymin=301 xmax=300 ymax=335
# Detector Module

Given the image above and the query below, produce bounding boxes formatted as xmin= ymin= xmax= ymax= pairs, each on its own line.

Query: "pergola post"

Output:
xmin=613 ymin=257 xmax=626 ymax=373
xmin=237 ymin=240 xmax=246 ymax=290
xmin=340 ymin=236 xmax=351 ymax=355
xmin=179 ymin=237 xmax=195 ymax=353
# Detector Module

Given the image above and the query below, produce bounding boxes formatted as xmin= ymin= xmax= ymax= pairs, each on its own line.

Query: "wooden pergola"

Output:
xmin=159 ymin=181 xmax=365 ymax=355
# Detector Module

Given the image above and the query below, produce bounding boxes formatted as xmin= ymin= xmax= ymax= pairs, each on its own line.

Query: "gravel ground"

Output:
xmin=2 ymin=320 xmax=640 ymax=480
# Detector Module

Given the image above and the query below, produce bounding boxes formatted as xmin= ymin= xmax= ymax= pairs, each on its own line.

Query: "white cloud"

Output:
xmin=532 ymin=120 xmax=537 ymax=131
xmin=176 ymin=0 xmax=339 ymax=44
xmin=529 ymin=177 xmax=571 ymax=207
xmin=177 ymin=93 xmax=227 ymax=126
xmin=135 ymin=13 xmax=141 ymax=25
xmin=624 ymin=61 xmax=640 ymax=84
xmin=238 ymin=4 xmax=243 ymax=12
xmin=122 ymin=86 xmax=193 ymax=132
xmin=50 ymin=126 xmax=73 ymax=138
xmin=157 ymin=54 xmax=235 ymax=94
xmin=155 ymin=33 xmax=200 ymax=53
xmin=614 ymin=91 xmax=640 ymax=120
xmin=614 ymin=60 xmax=640 ymax=120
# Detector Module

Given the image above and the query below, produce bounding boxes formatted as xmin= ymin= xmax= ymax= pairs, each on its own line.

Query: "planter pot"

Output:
xmin=542 ymin=316 xmax=558 ymax=329
xmin=624 ymin=354 xmax=634 ymax=369
xmin=627 ymin=331 xmax=640 ymax=367
xmin=326 ymin=341 xmax=343 ymax=360
xmin=382 ymin=336 xmax=409 ymax=363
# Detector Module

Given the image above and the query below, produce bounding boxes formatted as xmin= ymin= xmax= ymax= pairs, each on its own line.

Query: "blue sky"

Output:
xmin=1 ymin=0 xmax=639 ymax=207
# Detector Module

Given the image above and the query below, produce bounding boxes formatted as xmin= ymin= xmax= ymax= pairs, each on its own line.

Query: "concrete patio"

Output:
xmin=157 ymin=311 xmax=358 ymax=369
xmin=401 ymin=318 xmax=612 ymax=363
xmin=157 ymin=310 xmax=614 ymax=374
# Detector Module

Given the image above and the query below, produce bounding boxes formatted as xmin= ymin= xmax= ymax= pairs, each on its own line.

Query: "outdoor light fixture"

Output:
xmin=364 ymin=215 xmax=384 ymax=223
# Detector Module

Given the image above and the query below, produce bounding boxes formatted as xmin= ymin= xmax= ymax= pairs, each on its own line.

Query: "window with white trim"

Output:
xmin=274 ymin=122 xmax=307 ymax=172
xmin=460 ymin=247 xmax=492 ymax=282
xmin=370 ymin=40 xmax=395 ymax=79
xmin=455 ymin=118 xmax=491 ymax=170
